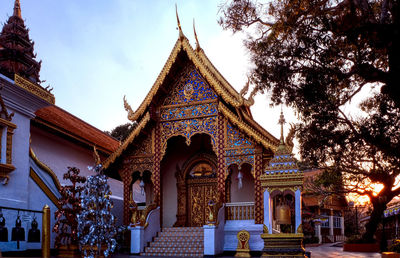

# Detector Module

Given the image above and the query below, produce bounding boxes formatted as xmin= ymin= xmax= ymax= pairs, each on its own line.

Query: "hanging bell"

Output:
xmin=0 ymin=213 xmax=8 ymax=242
xmin=28 ymin=217 xmax=40 ymax=242
xmin=11 ymin=216 xmax=25 ymax=241
xmin=276 ymin=203 xmax=291 ymax=225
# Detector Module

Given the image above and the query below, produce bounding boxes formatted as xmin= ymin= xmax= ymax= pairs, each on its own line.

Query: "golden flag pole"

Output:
xmin=42 ymin=205 xmax=50 ymax=258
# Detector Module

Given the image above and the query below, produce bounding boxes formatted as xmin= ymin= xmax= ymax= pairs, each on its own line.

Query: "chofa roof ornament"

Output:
xmin=175 ymin=4 xmax=184 ymax=39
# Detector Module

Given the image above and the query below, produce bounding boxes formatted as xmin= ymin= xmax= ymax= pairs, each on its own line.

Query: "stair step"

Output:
xmin=144 ymin=247 xmax=203 ymax=253
xmin=158 ymin=231 xmax=204 ymax=237
xmin=142 ymin=227 xmax=204 ymax=257
xmin=162 ymin=227 xmax=203 ymax=232
xmin=154 ymin=236 xmax=203 ymax=242
xmin=150 ymin=241 xmax=203 ymax=248
xmin=141 ymin=252 xmax=203 ymax=257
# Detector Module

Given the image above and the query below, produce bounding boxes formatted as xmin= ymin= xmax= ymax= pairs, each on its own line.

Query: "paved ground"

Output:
xmin=306 ymin=243 xmax=381 ymax=258
xmin=1 ymin=244 xmax=383 ymax=257
xmin=114 ymin=244 xmax=382 ymax=257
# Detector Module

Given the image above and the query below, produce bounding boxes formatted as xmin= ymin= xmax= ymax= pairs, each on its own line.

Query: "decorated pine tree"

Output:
xmin=53 ymin=167 xmax=86 ymax=248
xmin=77 ymin=149 xmax=117 ymax=258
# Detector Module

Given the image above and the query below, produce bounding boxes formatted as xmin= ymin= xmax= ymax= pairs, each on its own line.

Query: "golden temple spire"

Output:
xmin=175 ymin=4 xmax=184 ymax=39
xmin=193 ymin=19 xmax=201 ymax=51
xmin=278 ymin=106 xmax=286 ymax=144
xmin=13 ymin=0 xmax=22 ymax=18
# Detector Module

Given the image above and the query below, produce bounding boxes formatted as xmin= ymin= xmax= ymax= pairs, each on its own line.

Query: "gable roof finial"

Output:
xmin=278 ymin=106 xmax=286 ymax=144
xmin=193 ymin=19 xmax=201 ymax=51
xmin=13 ymin=0 xmax=22 ymax=18
xmin=175 ymin=4 xmax=184 ymax=39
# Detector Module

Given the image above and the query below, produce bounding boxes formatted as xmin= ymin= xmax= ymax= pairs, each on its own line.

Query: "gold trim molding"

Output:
xmin=103 ymin=112 xmax=151 ymax=169
xmin=29 ymin=168 xmax=61 ymax=209
xmin=261 ymin=233 xmax=304 ymax=238
xmin=14 ymin=74 xmax=55 ymax=104
xmin=219 ymin=102 xmax=278 ymax=152
xmin=126 ymin=35 xmax=248 ymax=123
xmin=29 ymin=147 xmax=61 ymax=190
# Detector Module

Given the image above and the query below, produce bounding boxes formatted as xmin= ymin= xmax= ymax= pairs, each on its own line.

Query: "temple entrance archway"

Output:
xmin=160 ymin=133 xmax=216 ymax=227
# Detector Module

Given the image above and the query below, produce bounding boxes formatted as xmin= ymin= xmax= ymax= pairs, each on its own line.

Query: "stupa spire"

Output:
xmin=0 ymin=0 xmax=41 ymax=83
xmin=13 ymin=0 xmax=22 ymax=19
xmin=278 ymin=107 xmax=286 ymax=144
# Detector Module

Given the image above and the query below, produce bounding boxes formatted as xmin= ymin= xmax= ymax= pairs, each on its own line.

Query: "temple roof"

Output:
xmin=33 ymin=105 xmax=119 ymax=155
xmin=126 ymin=35 xmax=247 ymax=122
xmin=103 ymin=28 xmax=280 ymax=170
xmin=0 ymin=0 xmax=41 ymax=83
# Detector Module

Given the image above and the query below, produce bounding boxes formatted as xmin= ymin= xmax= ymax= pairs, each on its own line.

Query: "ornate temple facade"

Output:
xmin=103 ymin=18 xmax=305 ymax=256
xmin=1 ymin=1 xmax=317 ymax=256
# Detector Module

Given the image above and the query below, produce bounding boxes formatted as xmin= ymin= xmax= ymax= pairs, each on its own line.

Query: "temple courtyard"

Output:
xmin=108 ymin=244 xmax=381 ymax=258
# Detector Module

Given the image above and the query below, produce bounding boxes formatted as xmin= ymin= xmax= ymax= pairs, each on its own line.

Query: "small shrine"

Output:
xmin=260 ymin=111 xmax=305 ymax=257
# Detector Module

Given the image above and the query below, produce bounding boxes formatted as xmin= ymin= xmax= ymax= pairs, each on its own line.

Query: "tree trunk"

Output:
xmin=362 ymin=200 xmax=387 ymax=243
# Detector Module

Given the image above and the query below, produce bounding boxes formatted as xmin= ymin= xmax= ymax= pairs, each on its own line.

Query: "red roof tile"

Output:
xmin=34 ymin=105 xmax=119 ymax=154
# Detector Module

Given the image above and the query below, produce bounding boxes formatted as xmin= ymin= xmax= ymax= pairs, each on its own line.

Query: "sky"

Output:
xmin=0 ymin=0 xmax=298 ymax=153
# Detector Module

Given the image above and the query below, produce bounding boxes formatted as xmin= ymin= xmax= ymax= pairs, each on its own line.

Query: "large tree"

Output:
xmin=106 ymin=122 xmax=136 ymax=142
xmin=219 ymin=0 xmax=399 ymax=242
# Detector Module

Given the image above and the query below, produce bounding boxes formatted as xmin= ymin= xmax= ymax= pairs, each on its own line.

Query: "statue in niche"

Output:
xmin=189 ymin=162 xmax=214 ymax=178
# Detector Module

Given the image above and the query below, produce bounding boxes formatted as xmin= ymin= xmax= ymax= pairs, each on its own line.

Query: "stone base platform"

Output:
xmin=261 ymin=233 xmax=306 ymax=258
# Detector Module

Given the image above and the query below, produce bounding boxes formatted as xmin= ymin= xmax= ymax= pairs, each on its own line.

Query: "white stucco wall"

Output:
xmin=229 ymin=165 xmax=255 ymax=203
xmin=30 ymin=126 xmax=124 ymax=226
xmin=161 ymin=155 xmax=181 ymax=228
xmin=0 ymin=109 xmax=31 ymax=209
xmin=160 ymin=137 xmax=197 ymax=227
xmin=30 ymin=126 xmax=123 ymax=199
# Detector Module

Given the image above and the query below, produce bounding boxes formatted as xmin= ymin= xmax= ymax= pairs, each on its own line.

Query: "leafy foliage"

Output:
xmin=53 ymin=167 xmax=86 ymax=248
xmin=220 ymin=0 xmax=400 ymax=242
xmin=389 ymin=239 xmax=400 ymax=253
xmin=106 ymin=122 xmax=136 ymax=142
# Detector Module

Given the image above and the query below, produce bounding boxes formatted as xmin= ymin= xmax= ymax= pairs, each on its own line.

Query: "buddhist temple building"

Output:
xmin=0 ymin=1 xmax=347 ymax=256
xmin=102 ymin=12 xmax=307 ymax=256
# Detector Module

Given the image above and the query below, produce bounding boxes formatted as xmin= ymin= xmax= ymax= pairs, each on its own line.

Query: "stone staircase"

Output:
xmin=141 ymin=227 xmax=204 ymax=257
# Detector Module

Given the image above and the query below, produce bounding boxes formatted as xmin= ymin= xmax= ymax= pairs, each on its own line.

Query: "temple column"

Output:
xmin=329 ymin=209 xmax=334 ymax=236
xmin=217 ymin=113 xmax=226 ymax=202
xmin=295 ymin=188 xmax=302 ymax=233
xmin=152 ymin=124 xmax=161 ymax=206
xmin=121 ymin=168 xmax=132 ymax=225
xmin=263 ymin=189 xmax=272 ymax=233
xmin=315 ymin=224 xmax=322 ymax=243
xmin=340 ymin=214 xmax=345 ymax=235
xmin=316 ymin=208 xmax=322 ymax=243
xmin=254 ymin=151 xmax=263 ymax=224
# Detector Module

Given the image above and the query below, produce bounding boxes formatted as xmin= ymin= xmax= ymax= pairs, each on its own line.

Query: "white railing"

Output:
xmin=335 ymin=235 xmax=346 ymax=242
xmin=226 ymin=202 xmax=255 ymax=220
xmin=144 ymin=206 xmax=160 ymax=245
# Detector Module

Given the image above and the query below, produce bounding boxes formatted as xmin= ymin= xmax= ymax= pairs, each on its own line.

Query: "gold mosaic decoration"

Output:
xmin=14 ymin=74 xmax=55 ymax=104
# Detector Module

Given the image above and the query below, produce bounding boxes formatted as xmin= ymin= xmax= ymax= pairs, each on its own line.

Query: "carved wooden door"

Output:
xmin=187 ymin=179 xmax=218 ymax=227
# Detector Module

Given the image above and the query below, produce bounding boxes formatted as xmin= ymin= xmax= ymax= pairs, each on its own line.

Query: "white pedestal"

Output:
xmin=204 ymin=225 xmax=216 ymax=255
xmin=129 ymin=226 xmax=144 ymax=254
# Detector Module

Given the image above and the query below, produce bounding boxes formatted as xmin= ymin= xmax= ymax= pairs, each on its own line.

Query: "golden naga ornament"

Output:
xmin=123 ymin=95 xmax=136 ymax=122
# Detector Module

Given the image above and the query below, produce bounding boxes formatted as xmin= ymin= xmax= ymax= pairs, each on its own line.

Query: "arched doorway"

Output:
xmin=179 ymin=153 xmax=218 ymax=227
xmin=160 ymin=133 xmax=216 ymax=227
xmin=225 ymin=163 xmax=255 ymax=220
